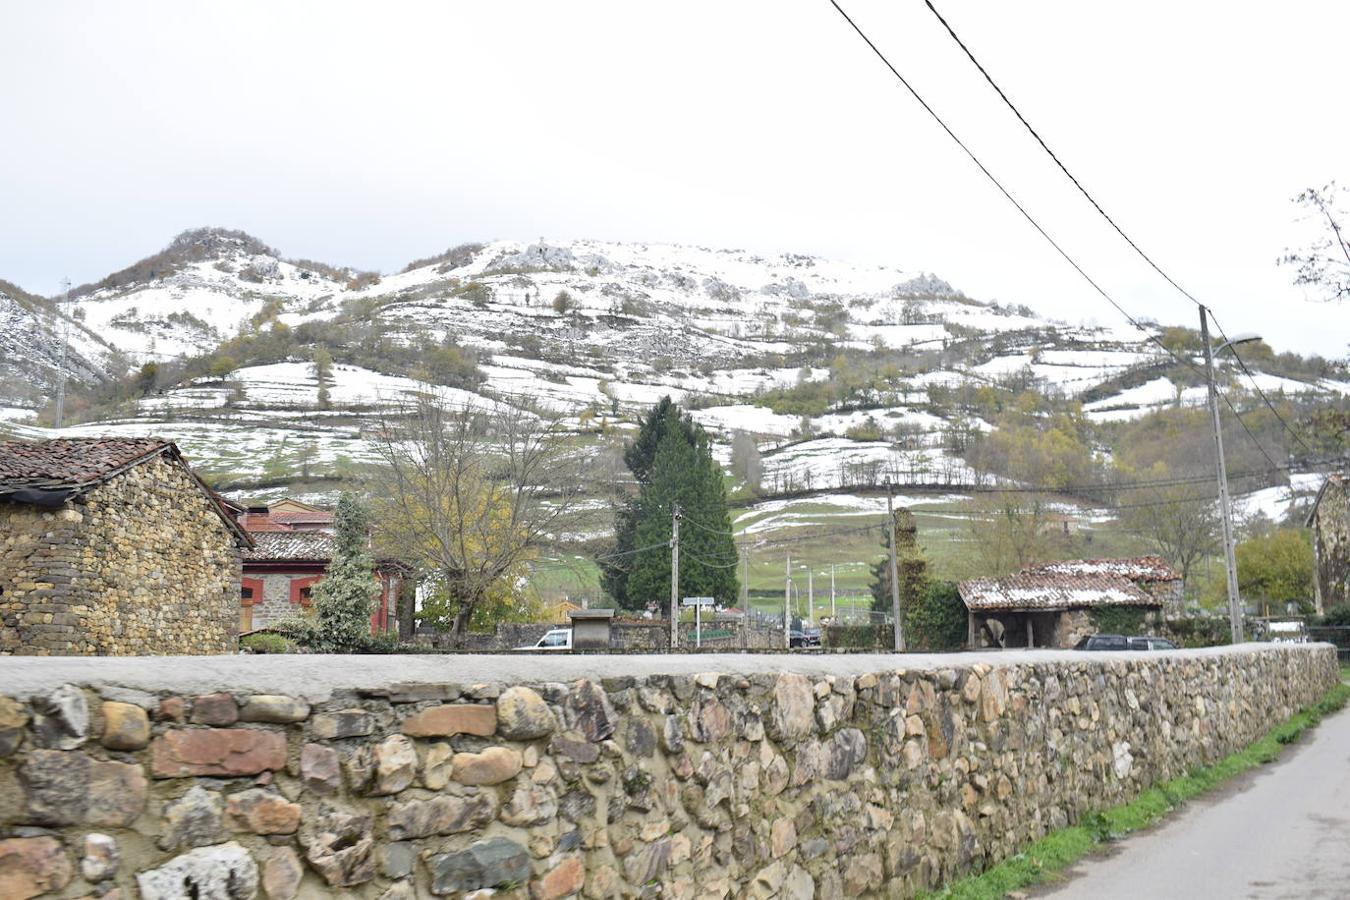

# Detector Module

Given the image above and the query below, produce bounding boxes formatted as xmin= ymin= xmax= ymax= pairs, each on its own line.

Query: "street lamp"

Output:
xmin=1198 ymin=308 xmax=1261 ymax=644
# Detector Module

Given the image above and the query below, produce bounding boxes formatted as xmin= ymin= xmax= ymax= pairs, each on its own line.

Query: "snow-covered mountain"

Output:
xmin=1 ymin=228 xmax=1343 ymax=519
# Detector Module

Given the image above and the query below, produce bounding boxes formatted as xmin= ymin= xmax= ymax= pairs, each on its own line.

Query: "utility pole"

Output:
xmin=54 ymin=277 xmax=71 ymax=429
xmin=670 ymin=503 xmax=680 ymax=650
xmin=783 ymin=553 xmax=792 ymax=649
xmin=820 ymin=566 xmax=831 ymax=623
xmin=887 ymin=485 xmax=905 ymax=652
xmin=807 ymin=568 xmax=814 ymax=625
xmin=741 ymin=545 xmax=749 ymax=608
xmin=1200 ymin=308 xmax=1243 ymax=644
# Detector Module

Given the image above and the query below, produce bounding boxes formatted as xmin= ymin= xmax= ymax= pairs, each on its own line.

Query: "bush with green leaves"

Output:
xmin=1317 ymin=605 xmax=1350 ymax=627
xmin=905 ymin=580 xmax=968 ymax=651
xmin=240 ymin=632 xmax=294 ymax=654
xmin=1089 ymin=606 xmax=1149 ymax=636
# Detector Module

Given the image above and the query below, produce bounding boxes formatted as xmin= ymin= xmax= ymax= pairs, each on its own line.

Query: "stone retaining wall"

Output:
xmin=0 ymin=644 xmax=1337 ymax=898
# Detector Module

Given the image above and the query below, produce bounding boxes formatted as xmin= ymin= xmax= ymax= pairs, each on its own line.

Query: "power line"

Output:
xmin=922 ymin=0 xmax=1318 ymax=457
xmin=680 ymin=550 xmax=742 ymax=569
xmin=677 ymin=513 xmax=737 ymax=536
xmin=1204 ymin=309 xmax=1318 ymax=455
xmin=823 ymin=0 xmax=1203 ymax=383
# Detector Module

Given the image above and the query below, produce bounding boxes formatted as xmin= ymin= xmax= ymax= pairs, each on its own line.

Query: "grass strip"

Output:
xmin=924 ymin=681 xmax=1350 ymax=900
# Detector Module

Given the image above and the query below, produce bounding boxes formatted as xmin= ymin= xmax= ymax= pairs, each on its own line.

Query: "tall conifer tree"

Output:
xmin=603 ymin=398 xmax=737 ymax=610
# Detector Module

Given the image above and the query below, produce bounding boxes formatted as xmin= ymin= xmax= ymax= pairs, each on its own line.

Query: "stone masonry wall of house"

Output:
xmin=0 ymin=455 xmax=242 ymax=656
xmin=0 ymin=644 xmax=1336 ymax=899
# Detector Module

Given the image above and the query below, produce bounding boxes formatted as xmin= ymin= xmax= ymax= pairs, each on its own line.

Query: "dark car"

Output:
xmin=1073 ymin=634 xmax=1129 ymax=651
xmin=1128 ymin=636 xmax=1178 ymax=651
xmin=789 ymin=628 xmax=821 ymax=648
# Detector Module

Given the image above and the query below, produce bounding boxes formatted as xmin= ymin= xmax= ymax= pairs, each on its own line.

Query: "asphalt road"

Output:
xmin=1038 ymin=700 xmax=1350 ymax=900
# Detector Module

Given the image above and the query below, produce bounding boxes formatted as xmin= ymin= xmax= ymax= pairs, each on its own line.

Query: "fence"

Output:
xmin=1306 ymin=626 xmax=1350 ymax=661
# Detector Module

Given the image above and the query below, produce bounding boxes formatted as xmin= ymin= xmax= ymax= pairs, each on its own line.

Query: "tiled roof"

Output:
xmin=0 ymin=437 xmax=252 ymax=548
xmin=958 ymin=573 xmax=1159 ymax=612
xmin=0 ymin=438 xmax=171 ymax=493
xmin=1021 ymin=556 xmax=1180 ymax=583
xmin=245 ymin=531 xmax=334 ymax=562
xmin=270 ymin=511 xmax=334 ymax=525
xmin=238 ymin=512 xmax=294 ymax=533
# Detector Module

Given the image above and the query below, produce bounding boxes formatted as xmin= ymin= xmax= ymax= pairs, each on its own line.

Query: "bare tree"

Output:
xmin=1281 ymin=182 xmax=1350 ymax=302
xmin=961 ymin=494 xmax=1051 ymax=577
xmin=369 ymin=392 xmax=582 ymax=645
xmin=1117 ymin=484 xmax=1220 ymax=593
xmin=729 ymin=430 xmax=762 ymax=494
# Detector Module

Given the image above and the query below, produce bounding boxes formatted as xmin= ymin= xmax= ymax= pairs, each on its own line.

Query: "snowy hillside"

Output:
xmin=1 ymin=228 xmax=1344 ymax=525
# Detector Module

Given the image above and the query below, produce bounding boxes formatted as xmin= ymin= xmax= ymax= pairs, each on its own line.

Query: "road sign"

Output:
xmin=682 ymin=597 xmax=715 ymax=649
xmin=681 ymin=596 xmax=715 ymax=607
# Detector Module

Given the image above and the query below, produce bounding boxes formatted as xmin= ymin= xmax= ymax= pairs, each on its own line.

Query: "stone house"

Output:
xmin=0 ymin=437 xmax=251 ymax=655
xmin=1307 ymin=474 xmax=1348 ymax=614
xmin=240 ymin=515 xmax=402 ymax=635
xmin=959 ymin=556 xmax=1180 ymax=649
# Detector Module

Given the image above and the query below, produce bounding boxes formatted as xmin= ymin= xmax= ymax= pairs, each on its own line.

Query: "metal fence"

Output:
xmin=1306 ymin=626 xmax=1350 ymax=661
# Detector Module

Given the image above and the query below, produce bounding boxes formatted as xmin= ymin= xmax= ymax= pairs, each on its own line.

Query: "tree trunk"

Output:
xmin=448 ymin=600 xmax=479 ymax=649
xmin=397 ymin=577 xmax=416 ymax=643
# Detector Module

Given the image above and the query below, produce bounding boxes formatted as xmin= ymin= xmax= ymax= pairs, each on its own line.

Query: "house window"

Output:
xmin=290 ymin=576 xmax=320 ymax=607
xmin=241 ymin=578 xmax=264 ymax=606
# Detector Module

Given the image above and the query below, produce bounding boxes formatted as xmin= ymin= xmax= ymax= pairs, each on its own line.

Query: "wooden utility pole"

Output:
xmin=784 ymin=553 xmax=792 ymax=649
xmin=808 ymin=568 xmax=814 ymax=625
xmin=887 ymin=486 xmax=905 ymax=652
xmin=741 ymin=546 xmax=749 ymax=608
xmin=820 ymin=566 xmax=831 ymax=623
xmin=670 ymin=503 xmax=680 ymax=650
xmin=1200 ymin=308 xmax=1243 ymax=644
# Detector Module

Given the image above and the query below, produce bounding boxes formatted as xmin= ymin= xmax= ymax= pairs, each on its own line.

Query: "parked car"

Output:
xmin=1128 ymin=636 xmax=1178 ymax=651
xmin=789 ymin=628 xmax=821 ymax=648
xmin=1073 ymin=634 xmax=1129 ymax=651
xmin=515 ymin=628 xmax=572 ymax=651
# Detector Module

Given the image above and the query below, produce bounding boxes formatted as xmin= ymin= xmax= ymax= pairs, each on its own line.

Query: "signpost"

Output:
xmin=682 ymin=596 xmax=715 ymax=648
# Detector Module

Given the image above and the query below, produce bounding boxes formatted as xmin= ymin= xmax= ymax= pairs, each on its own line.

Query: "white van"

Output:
xmin=515 ymin=628 xmax=572 ymax=651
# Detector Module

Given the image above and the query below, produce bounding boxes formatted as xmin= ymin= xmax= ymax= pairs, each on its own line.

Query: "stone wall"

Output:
xmin=0 ymin=644 xmax=1336 ymax=899
xmin=0 ymin=456 xmax=243 ymax=656
xmin=1311 ymin=476 xmax=1349 ymax=613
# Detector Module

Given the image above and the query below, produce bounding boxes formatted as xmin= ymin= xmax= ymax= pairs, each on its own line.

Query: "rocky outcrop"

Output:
xmin=0 ymin=645 xmax=1336 ymax=898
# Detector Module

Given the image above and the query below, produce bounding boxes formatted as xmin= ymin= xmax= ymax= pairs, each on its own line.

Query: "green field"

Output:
xmin=524 ymin=489 xmax=1220 ymax=617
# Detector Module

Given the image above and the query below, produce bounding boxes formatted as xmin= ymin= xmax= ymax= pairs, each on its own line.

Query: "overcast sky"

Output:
xmin=3 ymin=1 xmax=1346 ymax=355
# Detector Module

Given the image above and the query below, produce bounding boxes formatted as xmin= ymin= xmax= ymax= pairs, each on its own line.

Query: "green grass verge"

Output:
xmin=924 ymin=681 xmax=1350 ymax=900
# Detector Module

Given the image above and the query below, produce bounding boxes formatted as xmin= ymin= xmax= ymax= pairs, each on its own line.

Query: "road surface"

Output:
xmin=1038 ymin=700 xmax=1350 ymax=899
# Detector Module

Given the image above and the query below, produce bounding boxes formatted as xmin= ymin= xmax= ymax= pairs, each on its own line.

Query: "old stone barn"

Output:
xmin=959 ymin=556 xmax=1179 ymax=648
xmin=0 ymin=438 xmax=251 ymax=655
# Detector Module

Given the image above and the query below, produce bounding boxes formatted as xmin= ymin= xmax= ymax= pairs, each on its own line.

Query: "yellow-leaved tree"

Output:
xmin=370 ymin=392 xmax=580 ymax=645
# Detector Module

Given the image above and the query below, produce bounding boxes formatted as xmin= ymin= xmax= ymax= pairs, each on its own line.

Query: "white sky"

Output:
xmin=2 ymin=1 xmax=1346 ymax=355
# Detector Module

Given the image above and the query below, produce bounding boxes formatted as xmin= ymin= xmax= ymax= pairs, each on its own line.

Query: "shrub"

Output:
xmin=1090 ymin=607 xmax=1148 ymax=636
xmin=240 ymin=632 xmax=294 ymax=654
xmin=826 ymin=624 xmax=890 ymax=648
xmin=1318 ymin=605 xmax=1350 ymax=627
xmin=906 ymin=580 xmax=967 ymax=650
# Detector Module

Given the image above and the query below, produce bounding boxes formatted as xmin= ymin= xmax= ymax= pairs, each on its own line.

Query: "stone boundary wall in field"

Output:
xmin=0 ymin=644 xmax=1337 ymax=899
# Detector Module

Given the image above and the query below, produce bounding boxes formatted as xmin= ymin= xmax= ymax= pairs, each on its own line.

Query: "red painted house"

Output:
xmin=236 ymin=499 xmax=401 ymax=635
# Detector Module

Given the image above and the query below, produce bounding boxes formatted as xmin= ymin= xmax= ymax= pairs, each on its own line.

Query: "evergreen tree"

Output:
xmin=603 ymin=398 xmax=737 ymax=610
xmin=310 ymin=493 xmax=378 ymax=651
